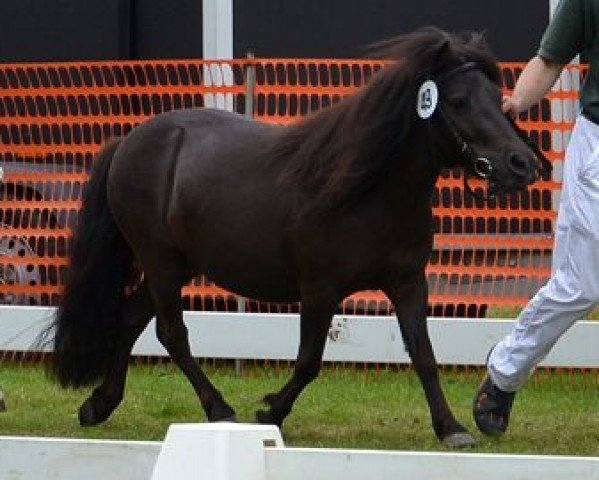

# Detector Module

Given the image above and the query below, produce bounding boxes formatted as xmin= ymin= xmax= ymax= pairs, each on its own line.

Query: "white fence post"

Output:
xmin=151 ymin=423 xmax=283 ymax=480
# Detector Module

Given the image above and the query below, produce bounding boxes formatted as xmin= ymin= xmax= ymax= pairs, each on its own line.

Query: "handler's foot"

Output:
xmin=473 ymin=374 xmax=515 ymax=436
xmin=0 ymin=390 xmax=6 ymax=412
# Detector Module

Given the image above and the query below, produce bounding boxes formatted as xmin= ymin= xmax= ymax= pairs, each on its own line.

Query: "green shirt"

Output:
xmin=539 ymin=0 xmax=599 ymax=119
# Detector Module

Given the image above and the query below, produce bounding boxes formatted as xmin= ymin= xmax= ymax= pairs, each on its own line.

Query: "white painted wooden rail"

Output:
xmin=2 ymin=305 xmax=599 ymax=367
xmin=0 ymin=436 xmax=160 ymax=480
xmin=2 ymin=424 xmax=599 ymax=480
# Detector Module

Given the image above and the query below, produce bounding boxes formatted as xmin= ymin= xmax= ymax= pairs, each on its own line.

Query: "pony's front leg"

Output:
xmin=384 ymin=275 xmax=476 ymax=448
xmin=79 ymin=282 xmax=155 ymax=425
xmin=256 ymin=294 xmax=337 ymax=427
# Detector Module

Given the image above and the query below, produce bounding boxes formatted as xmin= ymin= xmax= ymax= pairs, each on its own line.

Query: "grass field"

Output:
xmin=1 ymin=361 xmax=599 ymax=456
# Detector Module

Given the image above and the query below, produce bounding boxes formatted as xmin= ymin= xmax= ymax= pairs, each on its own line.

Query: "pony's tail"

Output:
xmin=45 ymin=138 xmax=134 ymax=387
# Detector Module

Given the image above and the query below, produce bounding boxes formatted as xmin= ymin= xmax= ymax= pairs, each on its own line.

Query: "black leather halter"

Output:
xmin=431 ymin=62 xmax=552 ymax=200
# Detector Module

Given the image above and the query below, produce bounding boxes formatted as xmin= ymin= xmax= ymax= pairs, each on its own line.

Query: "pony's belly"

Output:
xmin=204 ymin=273 xmax=301 ymax=303
xmin=199 ymin=259 xmax=300 ymax=303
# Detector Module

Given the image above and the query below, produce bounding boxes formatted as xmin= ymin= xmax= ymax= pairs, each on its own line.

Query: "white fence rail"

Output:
xmin=0 ymin=436 xmax=160 ymax=480
xmin=266 ymin=448 xmax=599 ymax=480
xmin=2 ymin=424 xmax=599 ymax=480
xmin=2 ymin=305 xmax=599 ymax=367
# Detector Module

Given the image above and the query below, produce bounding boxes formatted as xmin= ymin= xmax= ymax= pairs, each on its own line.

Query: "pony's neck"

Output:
xmin=272 ymin=60 xmax=442 ymax=218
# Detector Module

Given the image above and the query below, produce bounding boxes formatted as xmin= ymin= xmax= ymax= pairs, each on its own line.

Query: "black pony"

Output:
xmin=45 ymin=27 xmax=546 ymax=447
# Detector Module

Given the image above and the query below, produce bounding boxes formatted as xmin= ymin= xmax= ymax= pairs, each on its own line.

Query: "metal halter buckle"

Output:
xmin=473 ymin=157 xmax=493 ymax=179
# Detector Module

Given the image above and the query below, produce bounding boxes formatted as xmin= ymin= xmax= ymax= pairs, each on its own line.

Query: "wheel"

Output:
xmin=0 ymin=228 xmax=41 ymax=305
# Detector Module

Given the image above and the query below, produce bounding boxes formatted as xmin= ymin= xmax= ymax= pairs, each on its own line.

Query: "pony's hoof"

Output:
xmin=215 ymin=415 xmax=238 ymax=423
xmin=255 ymin=409 xmax=281 ymax=427
xmin=442 ymin=432 xmax=477 ymax=448
xmin=78 ymin=399 xmax=104 ymax=426
xmin=208 ymin=403 xmax=237 ymax=423
xmin=255 ymin=409 xmax=272 ymax=424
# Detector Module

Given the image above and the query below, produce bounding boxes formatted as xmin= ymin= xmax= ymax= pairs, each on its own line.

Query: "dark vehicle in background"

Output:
xmin=0 ymin=155 xmax=81 ymax=305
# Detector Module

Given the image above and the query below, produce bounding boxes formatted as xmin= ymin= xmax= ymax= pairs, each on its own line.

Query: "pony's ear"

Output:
xmin=434 ymin=39 xmax=451 ymax=62
xmin=468 ymin=31 xmax=491 ymax=54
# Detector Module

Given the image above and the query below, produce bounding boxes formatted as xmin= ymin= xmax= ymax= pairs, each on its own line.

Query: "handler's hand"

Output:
xmin=502 ymin=95 xmax=523 ymax=118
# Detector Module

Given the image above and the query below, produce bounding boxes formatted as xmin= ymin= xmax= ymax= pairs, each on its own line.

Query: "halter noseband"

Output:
xmin=429 ymin=62 xmax=551 ymax=200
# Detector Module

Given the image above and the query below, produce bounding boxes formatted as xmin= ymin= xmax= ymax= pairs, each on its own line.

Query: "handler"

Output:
xmin=474 ymin=0 xmax=599 ymax=435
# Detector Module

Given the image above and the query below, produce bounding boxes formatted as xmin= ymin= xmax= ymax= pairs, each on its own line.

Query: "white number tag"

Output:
xmin=416 ymin=80 xmax=439 ymax=119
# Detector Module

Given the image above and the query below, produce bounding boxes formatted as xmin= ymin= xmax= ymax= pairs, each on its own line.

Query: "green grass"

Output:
xmin=1 ymin=361 xmax=599 ymax=455
xmin=486 ymin=304 xmax=599 ymax=321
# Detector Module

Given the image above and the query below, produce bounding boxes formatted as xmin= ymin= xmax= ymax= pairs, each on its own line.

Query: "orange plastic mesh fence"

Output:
xmin=0 ymin=59 xmax=578 ymax=317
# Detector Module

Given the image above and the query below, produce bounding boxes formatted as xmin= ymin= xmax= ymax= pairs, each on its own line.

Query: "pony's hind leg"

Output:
xmin=384 ymin=275 xmax=476 ymax=448
xmin=146 ymin=273 xmax=236 ymax=422
xmin=256 ymin=294 xmax=336 ymax=427
xmin=78 ymin=281 xmax=155 ymax=426
xmin=0 ymin=387 xmax=6 ymax=411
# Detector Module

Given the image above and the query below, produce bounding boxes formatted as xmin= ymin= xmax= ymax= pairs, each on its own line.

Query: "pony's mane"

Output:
xmin=271 ymin=26 xmax=501 ymax=219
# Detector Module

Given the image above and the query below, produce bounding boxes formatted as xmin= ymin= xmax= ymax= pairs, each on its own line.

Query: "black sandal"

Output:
xmin=473 ymin=374 xmax=516 ymax=436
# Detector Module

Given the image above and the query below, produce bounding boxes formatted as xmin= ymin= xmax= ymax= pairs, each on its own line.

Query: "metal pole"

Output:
xmin=235 ymin=291 xmax=246 ymax=377
xmin=245 ymin=51 xmax=255 ymax=118
xmin=233 ymin=52 xmax=256 ymax=378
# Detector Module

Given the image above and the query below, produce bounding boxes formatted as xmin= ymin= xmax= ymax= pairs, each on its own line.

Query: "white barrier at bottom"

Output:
xmin=0 ymin=436 xmax=161 ymax=480
xmin=152 ymin=423 xmax=599 ymax=480
xmin=2 ymin=424 xmax=599 ymax=480
xmin=266 ymin=448 xmax=599 ymax=480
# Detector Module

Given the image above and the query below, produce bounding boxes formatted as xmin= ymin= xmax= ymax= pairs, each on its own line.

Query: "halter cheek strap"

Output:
xmin=434 ymin=62 xmax=492 ymax=177
xmin=422 ymin=62 xmax=495 ymax=199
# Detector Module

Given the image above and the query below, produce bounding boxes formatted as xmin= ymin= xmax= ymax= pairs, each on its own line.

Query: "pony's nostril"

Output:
xmin=508 ymin=152 xmax=531 ymax=176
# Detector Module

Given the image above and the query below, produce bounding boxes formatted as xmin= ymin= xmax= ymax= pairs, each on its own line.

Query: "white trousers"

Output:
xmin=488 ymin=115 xmax=599 ymax=392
